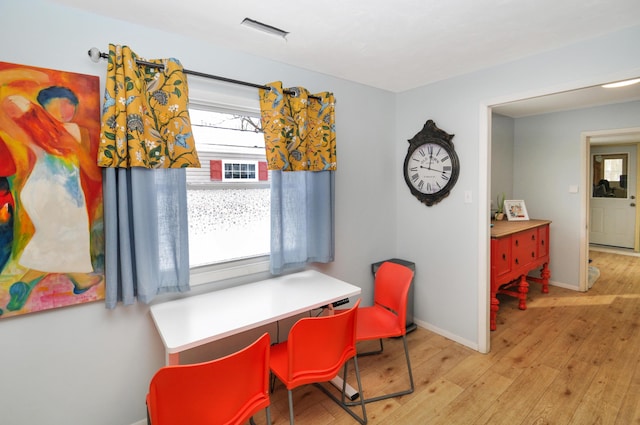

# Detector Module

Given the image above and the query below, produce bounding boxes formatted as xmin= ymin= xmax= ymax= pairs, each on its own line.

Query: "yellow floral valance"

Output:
xmin=259 ymin=81 xmax=336 ymax=171
xmin=98 ymin=44 xmax=200 ymax=168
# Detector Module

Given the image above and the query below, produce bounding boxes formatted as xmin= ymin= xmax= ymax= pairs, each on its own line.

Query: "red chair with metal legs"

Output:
xmin=351 ymin=261 xmax=415 ymax=404
xmin=146 ymin=332 xmax=271 ymax=425
xmin=270 ymin=300 xmax=367 ymax=424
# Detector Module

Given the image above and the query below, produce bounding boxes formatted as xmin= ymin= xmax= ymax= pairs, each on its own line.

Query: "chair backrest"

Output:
xmin=285 ymin=299 xmax=361 ymax=388
xmin=373 ymin=261 xmax=414 ymax=332
xmin=146 ymin=332 xmax=270 ymax=425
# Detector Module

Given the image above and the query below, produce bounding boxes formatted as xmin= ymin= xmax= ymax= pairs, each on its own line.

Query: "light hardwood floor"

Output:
xmin=254 ymin=250 xmax=640 ymax=424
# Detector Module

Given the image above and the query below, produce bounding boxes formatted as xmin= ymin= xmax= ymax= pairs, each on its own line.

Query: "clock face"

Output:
xmin=403 ymin=120 xmax=460 ymax=206
xmin=406 ymin=142 xmax=454 ymax=195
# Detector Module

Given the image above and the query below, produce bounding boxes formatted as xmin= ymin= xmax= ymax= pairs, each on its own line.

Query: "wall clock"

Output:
xmin=403 ymin=119 xmax=460 ymax=206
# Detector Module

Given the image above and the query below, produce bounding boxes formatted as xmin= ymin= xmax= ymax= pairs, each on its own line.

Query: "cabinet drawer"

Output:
xmin=491 ymin=237 xmax=511 ymax=276
xmin=512 ymin=228 xmax=537 ymax=268
xmin=537 ymin=225 xmax=549 ymax=257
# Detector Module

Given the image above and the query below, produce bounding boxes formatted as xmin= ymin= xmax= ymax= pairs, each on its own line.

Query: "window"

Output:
xmin=186 ymin=106 xmax=270 ymax=277
xmin=208 ymin=159 xmax=268 ymax=182
xmin=225 ymin=161 xmax=256 ymax=180
xmin=592 ymin=153 xmax=628 ymax=198
xmin=603 ymin=158 xmax=624 ymax=182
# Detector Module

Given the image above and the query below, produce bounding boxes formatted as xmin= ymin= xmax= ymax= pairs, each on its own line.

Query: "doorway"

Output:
xmin=584 ymin=132 xmax=640 ymax=293
xmin=589 ymin=143 xmax=637 ymax=249
xmin=483 ymin=81 xmax=640 ymax=354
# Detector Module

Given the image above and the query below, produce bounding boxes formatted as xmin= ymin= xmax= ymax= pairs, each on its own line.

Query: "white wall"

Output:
xmin=0 ymin=1 xmax=397 ymax=424
xmin=491 ymin=113 xmax=515 ymax=211
xmin=395 ymin=25 xmax=640 ymax=347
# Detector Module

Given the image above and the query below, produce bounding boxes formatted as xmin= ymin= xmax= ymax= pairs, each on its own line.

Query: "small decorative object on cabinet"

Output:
xmin=494 ymin=193 xmax=506 ymax=221
xmin=490 ymin=219 xmax=551 ymax=331
xmin=504 ymin=199 xmax=529 ymax=221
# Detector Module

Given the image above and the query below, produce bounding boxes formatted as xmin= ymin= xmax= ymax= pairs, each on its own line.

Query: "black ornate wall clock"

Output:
xmin=403 ymin=119 xmax=460 ymax=206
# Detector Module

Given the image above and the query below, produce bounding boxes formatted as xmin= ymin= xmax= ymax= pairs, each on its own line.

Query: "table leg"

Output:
xmin=518 ymin=274 xmax=529 ymax=310
xmin=490 ymin=290 xmax=499 ymax=331
xmin=330 ymin=375 xmax=360 ymax=400
xmin=540 ymin=263 xmax=550 ymax=293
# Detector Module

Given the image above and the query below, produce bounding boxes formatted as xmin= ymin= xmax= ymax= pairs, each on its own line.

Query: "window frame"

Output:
xmin=186 ymin=91 xmax=270 ymax=286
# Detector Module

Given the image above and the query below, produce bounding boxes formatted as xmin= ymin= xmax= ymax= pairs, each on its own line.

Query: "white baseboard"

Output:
xmin=547 ymin=279 xmax=579 ymax=291
xmin=131 ymin=420 xmax=146 ymax=425
xmin=413 ymin=319 xmax=479 ymax=352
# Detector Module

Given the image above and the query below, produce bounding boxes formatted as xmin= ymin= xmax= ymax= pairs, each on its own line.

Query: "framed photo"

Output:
xmin=504 ymin=200 xmax=529 ymax=221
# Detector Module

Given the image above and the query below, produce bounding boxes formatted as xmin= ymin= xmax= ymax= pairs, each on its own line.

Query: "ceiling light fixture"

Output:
xmin=241 ymin=18 xmax=289 ymax=39
xmin=601 ymin=78 xmax=640 ymax=88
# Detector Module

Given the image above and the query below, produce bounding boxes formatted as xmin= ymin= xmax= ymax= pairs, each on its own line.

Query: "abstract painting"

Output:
xmin=0 ymin=61 xmax=104 ymax=318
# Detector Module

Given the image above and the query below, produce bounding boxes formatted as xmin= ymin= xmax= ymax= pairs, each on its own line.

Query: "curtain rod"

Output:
xmin=87 ymin=47 xmax=321 ymax=100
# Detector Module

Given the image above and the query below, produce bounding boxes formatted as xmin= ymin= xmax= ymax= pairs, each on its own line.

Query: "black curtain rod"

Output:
xmin=87 ymin=48 xmax=321 ymax=100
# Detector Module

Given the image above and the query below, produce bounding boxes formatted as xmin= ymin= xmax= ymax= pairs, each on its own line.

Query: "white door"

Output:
xmin=589 ymin=145 xmax=636 ymax=248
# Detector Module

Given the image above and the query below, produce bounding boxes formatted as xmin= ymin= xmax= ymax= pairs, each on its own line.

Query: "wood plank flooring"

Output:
xmin=253 ymin=251 xmax=640 ymax=424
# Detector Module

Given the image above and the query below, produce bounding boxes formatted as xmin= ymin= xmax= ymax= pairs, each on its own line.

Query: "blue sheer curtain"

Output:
xmin=270 ymin=170 xmax=335 ymax=275
xmin=259 ymin=82 xmax=337 ymax=275
xmin=103 ymin=167 xmax=190 ymax=308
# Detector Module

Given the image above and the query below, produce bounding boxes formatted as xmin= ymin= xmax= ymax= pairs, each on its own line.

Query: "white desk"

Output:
xmin=150 ymin=269 xmax=362 ymax=365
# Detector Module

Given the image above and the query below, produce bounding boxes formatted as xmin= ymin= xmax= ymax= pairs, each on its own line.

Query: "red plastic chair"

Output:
xmin=270 ymin=300 xmax=367 ymax=424
xmin=146 ymin=332 xmax=271 ymax=425
xmin=352 ymin=261 xmax=415 ymax=404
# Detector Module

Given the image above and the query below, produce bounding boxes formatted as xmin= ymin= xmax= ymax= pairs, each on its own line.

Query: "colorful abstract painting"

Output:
xmin=0 ymin=62 xmax=104 ymax=318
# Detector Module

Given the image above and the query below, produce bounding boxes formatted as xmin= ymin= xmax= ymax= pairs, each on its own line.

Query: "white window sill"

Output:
xmin=189 ymin=256 xmax=270 ymax=286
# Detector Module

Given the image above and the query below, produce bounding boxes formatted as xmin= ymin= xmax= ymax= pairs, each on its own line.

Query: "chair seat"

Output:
xmin=356 ymin=305 xmax=404 ymax=341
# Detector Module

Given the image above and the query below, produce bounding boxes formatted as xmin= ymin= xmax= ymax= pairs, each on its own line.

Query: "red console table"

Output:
xmin=490 ymin=219 xmax=551 ymax=331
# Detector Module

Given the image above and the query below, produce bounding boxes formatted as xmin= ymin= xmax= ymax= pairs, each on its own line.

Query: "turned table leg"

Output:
xmin=540 ymin=262 xmax=550 ymax=293
xmin=517 ymin=274 xmax=529 ymax=310
xmin=490 ymin=290 xmax=499 ymax=331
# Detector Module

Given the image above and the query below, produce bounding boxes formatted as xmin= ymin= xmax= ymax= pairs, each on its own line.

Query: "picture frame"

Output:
xmin=504 ymin=200 xmax=529 ymax=221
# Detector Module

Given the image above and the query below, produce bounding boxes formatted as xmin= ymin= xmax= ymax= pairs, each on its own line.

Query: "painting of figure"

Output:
xmin=0 ymin=62 xmax=104 ymax=318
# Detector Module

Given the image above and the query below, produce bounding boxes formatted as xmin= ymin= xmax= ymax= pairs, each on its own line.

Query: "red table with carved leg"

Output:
xmin=490 ymin=219 xmax=551 ymax=331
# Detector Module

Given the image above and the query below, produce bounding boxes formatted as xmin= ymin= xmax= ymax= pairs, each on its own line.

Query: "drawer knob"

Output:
xmin=502 ymin=253 xmax=506 ymax=260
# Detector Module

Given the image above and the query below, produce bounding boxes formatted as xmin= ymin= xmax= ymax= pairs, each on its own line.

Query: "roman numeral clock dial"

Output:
xmin=403 ymin=120 xmax=460 ymax=206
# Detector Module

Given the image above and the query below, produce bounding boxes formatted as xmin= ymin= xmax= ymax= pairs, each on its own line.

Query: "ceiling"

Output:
xmin=53 ymin=0 xmax=640 ymax=115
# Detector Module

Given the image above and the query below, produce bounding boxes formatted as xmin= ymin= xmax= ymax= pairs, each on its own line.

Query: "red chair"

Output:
xmin=270 ymin=300 xmax=367 ymax=424
xmin=352 ymin=261 xmax=415 ymax=404
xmin=146 ymin=332 xmax=271 ymax=425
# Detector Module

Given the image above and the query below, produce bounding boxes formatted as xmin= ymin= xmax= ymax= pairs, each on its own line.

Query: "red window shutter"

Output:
xmin=210 ymin=160 xmax=222 ymax=181
xmin=258 ymin=161 xmax=268 ymax=181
